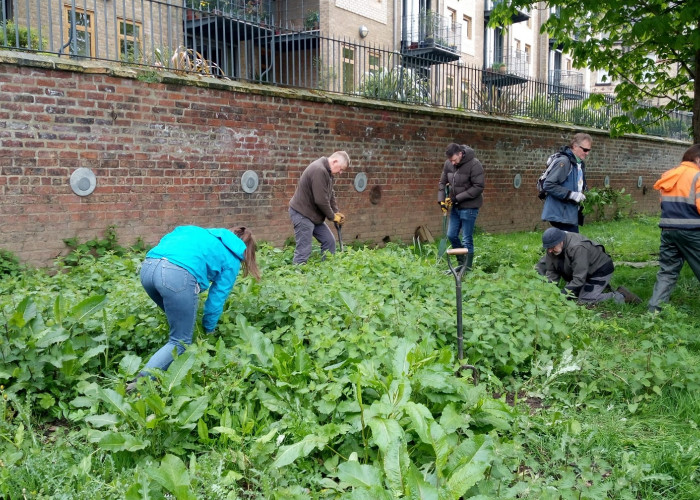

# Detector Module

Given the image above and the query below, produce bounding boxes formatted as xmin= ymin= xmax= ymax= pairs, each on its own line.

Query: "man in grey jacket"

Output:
xmin=537 ymin=228 xmax=641 ymax=304
xmin=289 ymin=151 xmax=350 ymax=264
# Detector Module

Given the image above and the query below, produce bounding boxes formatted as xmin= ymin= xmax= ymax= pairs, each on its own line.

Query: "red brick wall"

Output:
xmin=0 ymin=54 xmax=690 ymax=265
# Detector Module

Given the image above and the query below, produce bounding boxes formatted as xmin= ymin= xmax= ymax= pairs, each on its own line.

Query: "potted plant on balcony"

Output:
xmin=304 ymin=10 xmax=320 ymax=30
xmin=492 ymin=62 xmax=507 ymax=73
xmin=423 ymin=10 xmax=436 ymax=46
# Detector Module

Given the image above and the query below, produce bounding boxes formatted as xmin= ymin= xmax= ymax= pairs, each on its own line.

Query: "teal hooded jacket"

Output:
xmin=146 ymin=226 xmax=246 ymax=332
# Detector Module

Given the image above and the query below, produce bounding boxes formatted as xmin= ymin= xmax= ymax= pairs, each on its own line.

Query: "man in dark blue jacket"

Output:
xmin=541 ymin=133 xmax=591 ymax=233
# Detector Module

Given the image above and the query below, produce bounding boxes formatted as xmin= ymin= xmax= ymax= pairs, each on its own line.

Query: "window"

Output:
xmin=448 ymin=8 xmax=456 ymax=30
xmin=463 ymin=15 xmax=472 ymax=40
xmin=342 ymin=46 xmax=355 ymax=92
xmin=461 ymin=78 xmax=471 ymax=109
xmin=119 ymin=20 xmax=142 ymax=62
xmin=566 ymin=59 xmax=572 ymax=71
xmin=64 ymin=6 xmax=94 ymax=57
xmin=2 ymin=0 xmax=13 ymax=20
xmin=524 ymin=44 xmax=531 ymax=63
xmin=368 ymin=52 xmax=380 ymax=76
xmin=515 ymin=39 xmax=520 ymax=52
xmin=596 ymin=69 xmax=610 ymax=85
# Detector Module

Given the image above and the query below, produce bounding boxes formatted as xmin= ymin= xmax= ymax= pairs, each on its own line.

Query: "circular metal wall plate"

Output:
xmin=354 ymin=172 xmax=367 ymax=192
xmin=241 ymin=170 xmax=259 ymax=193
xmin=69 ymin=167 xmax=97 ymax=196
xmin=513 ymin=173 xmax=522 ymax=189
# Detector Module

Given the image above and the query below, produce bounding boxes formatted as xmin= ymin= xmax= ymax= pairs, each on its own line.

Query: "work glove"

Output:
xmin=333 ymin=212 xmax=346 ymax=225
xmin=439 ymin=201 xmax=449 ymax=214
xmin=568 ymin=191 xmax=586 ymax=203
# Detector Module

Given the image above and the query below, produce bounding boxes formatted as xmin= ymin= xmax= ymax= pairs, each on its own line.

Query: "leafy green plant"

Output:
xmin=0 ymin=249 xmax=23 ymax=277
xmin=582 ymin=186 xmax=634 ymax=222
xmin=358 ymin=66 xmax=431 ymax=105
xmin=566 ymin=101 xmax=611 ymax=129
xmin=0 ymin=21 xmax=47 ymax=51
xmin=61 ymin=225 xmax=133 ymax=266
xmin=303 ymin=10 xmax=320 ymax=30
xmin=1 ymin=219 xmax=699 ymax=497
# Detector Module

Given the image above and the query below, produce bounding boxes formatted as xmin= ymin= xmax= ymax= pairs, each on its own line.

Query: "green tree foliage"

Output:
xmin=491 ymin=0 xmax=700 ymax=143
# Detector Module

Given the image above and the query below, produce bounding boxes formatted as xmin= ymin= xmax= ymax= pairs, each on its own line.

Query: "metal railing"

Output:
xmin=486 ymin=49 xmax=530 ymax=78
xmin=0 ymin=0 xmax=691 ymax=140
xmin=403 ymin=11 xmax=461 ymax=53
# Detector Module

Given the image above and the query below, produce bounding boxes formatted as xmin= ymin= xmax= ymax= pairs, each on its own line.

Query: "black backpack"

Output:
xmin=537 ymin=153 xmax=569 ymax=200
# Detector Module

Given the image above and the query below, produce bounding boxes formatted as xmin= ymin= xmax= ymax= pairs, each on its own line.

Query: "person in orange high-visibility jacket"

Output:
xmin=648 ymin=144 xmax=700 ymax=312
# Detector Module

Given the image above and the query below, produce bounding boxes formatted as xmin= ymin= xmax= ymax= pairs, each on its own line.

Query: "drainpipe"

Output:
xmin=393 ymin=0 xmax=397 ymax=50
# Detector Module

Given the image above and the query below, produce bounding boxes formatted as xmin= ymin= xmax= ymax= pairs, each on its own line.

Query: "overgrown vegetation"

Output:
xmin=0 ymin=21 xmax=47 ymax=51
xmin=582 ymin=186 xmax=634 ymax=222
xmin=0 ymin=249 xmax=23 ymax=277
xmin=358 ymin=67 xmax=431 ymax=105
xmin=61 ymin=225 xmax=145 ymax=267
xmin=1 ymin=218 xmax=698 ymax=498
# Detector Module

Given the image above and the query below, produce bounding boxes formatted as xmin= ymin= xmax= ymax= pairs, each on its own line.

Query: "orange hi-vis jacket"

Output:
xmin=655 ymin=161 xmax=700 ymax=229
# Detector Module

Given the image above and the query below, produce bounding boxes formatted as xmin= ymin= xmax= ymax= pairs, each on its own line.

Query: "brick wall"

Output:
xmin=0 ymin=52 xmax=690 ymax=266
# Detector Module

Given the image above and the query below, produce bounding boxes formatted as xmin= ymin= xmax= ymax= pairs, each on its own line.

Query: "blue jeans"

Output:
xmin=289 ymin=207 xmax=336 ymax=264
xmin=140 ymin=258 xmax=199 ymax=375
xmin=448 ymin=208 xmax=479 ymax=253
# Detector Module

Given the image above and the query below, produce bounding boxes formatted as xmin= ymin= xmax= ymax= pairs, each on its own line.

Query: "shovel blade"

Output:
xmin=438 ymin=238 xmax=447 ymax=257
xmin=438 ymin=213 xmax=448 ymax=257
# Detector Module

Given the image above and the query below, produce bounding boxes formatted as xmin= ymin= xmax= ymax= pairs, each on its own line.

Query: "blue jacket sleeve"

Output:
xmin=202 ymin=267 xmax=238 ymax=332
xmin=543 ymin=157 xmax=573 ymax=200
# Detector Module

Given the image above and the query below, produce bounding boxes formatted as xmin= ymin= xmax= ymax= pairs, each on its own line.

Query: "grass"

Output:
xmin=471 ymin=215 xmax=700 ymax=499
xmin=1 ymin=215 xmax=699 ymax=498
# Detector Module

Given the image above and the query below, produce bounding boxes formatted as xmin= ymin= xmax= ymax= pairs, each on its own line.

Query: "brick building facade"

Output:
xmin=0 ymin=52 xmax=690 ymax=266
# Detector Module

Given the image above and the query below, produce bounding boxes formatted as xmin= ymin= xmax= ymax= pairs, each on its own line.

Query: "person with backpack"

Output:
xmin=438 ymin=143 xmax=485 ymax=270
xmin=540 ymin=133 xmax=592 ymax=233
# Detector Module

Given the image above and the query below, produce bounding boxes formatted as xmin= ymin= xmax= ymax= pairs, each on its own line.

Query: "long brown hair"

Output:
xmin=233 ymin=226 xmax=261 ymax=281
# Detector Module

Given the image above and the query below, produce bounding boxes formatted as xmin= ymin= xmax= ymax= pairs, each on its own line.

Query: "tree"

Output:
xmin=491 ymin=0 xmax=700 ymax=143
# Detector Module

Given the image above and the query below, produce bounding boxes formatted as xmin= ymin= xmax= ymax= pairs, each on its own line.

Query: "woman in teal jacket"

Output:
xmin=128 ymin=225 xmax=260 ymax=390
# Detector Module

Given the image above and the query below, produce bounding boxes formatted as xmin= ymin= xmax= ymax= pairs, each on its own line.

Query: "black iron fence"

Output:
xmin=0 ymin=0 xmax=692 ymax=140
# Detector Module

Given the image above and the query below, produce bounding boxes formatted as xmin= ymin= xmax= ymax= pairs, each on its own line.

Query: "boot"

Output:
xmin=616 ymin=286 xmax=642 ymax=304
xmin=456 ymin=254 xmax=467 ymax=269
xmin=465 ymin=252 xmax=474 ymax=271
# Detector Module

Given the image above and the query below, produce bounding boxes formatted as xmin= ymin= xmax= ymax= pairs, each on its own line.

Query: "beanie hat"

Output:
xmin=542 ymin=228 xmax=566 ymax=248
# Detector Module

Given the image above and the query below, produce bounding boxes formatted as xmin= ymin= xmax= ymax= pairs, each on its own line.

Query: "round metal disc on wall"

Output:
xmin=354 ymin=172 xmax=367 ymax=192
xmin=241 ymin=170 xmax=259 ymax=193
xmin=69 ymin=167 xmax=97 ymax=197
xmin=513 ymin=173 xmax=522 ymax=189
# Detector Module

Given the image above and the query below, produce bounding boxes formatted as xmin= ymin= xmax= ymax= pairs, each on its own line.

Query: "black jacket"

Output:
xmin=437 ymin=145 xmax=485 ymax=209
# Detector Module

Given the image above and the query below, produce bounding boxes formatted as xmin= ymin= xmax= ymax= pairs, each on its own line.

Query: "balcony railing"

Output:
xmin=549 ymin=69 xmax=583 ymax=89
xmin=485 ymin=50 xmax=530 ymax=79
xmin=403 ymin=11 xmax=461 ymax=54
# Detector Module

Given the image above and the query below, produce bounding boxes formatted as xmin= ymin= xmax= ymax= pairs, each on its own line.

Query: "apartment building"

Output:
xmin=3 ymin=0 xmax=591 ymax=98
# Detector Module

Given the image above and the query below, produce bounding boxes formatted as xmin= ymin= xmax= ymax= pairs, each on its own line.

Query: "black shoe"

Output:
xmin=617 ymin=286 xmax=642 ymax=304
